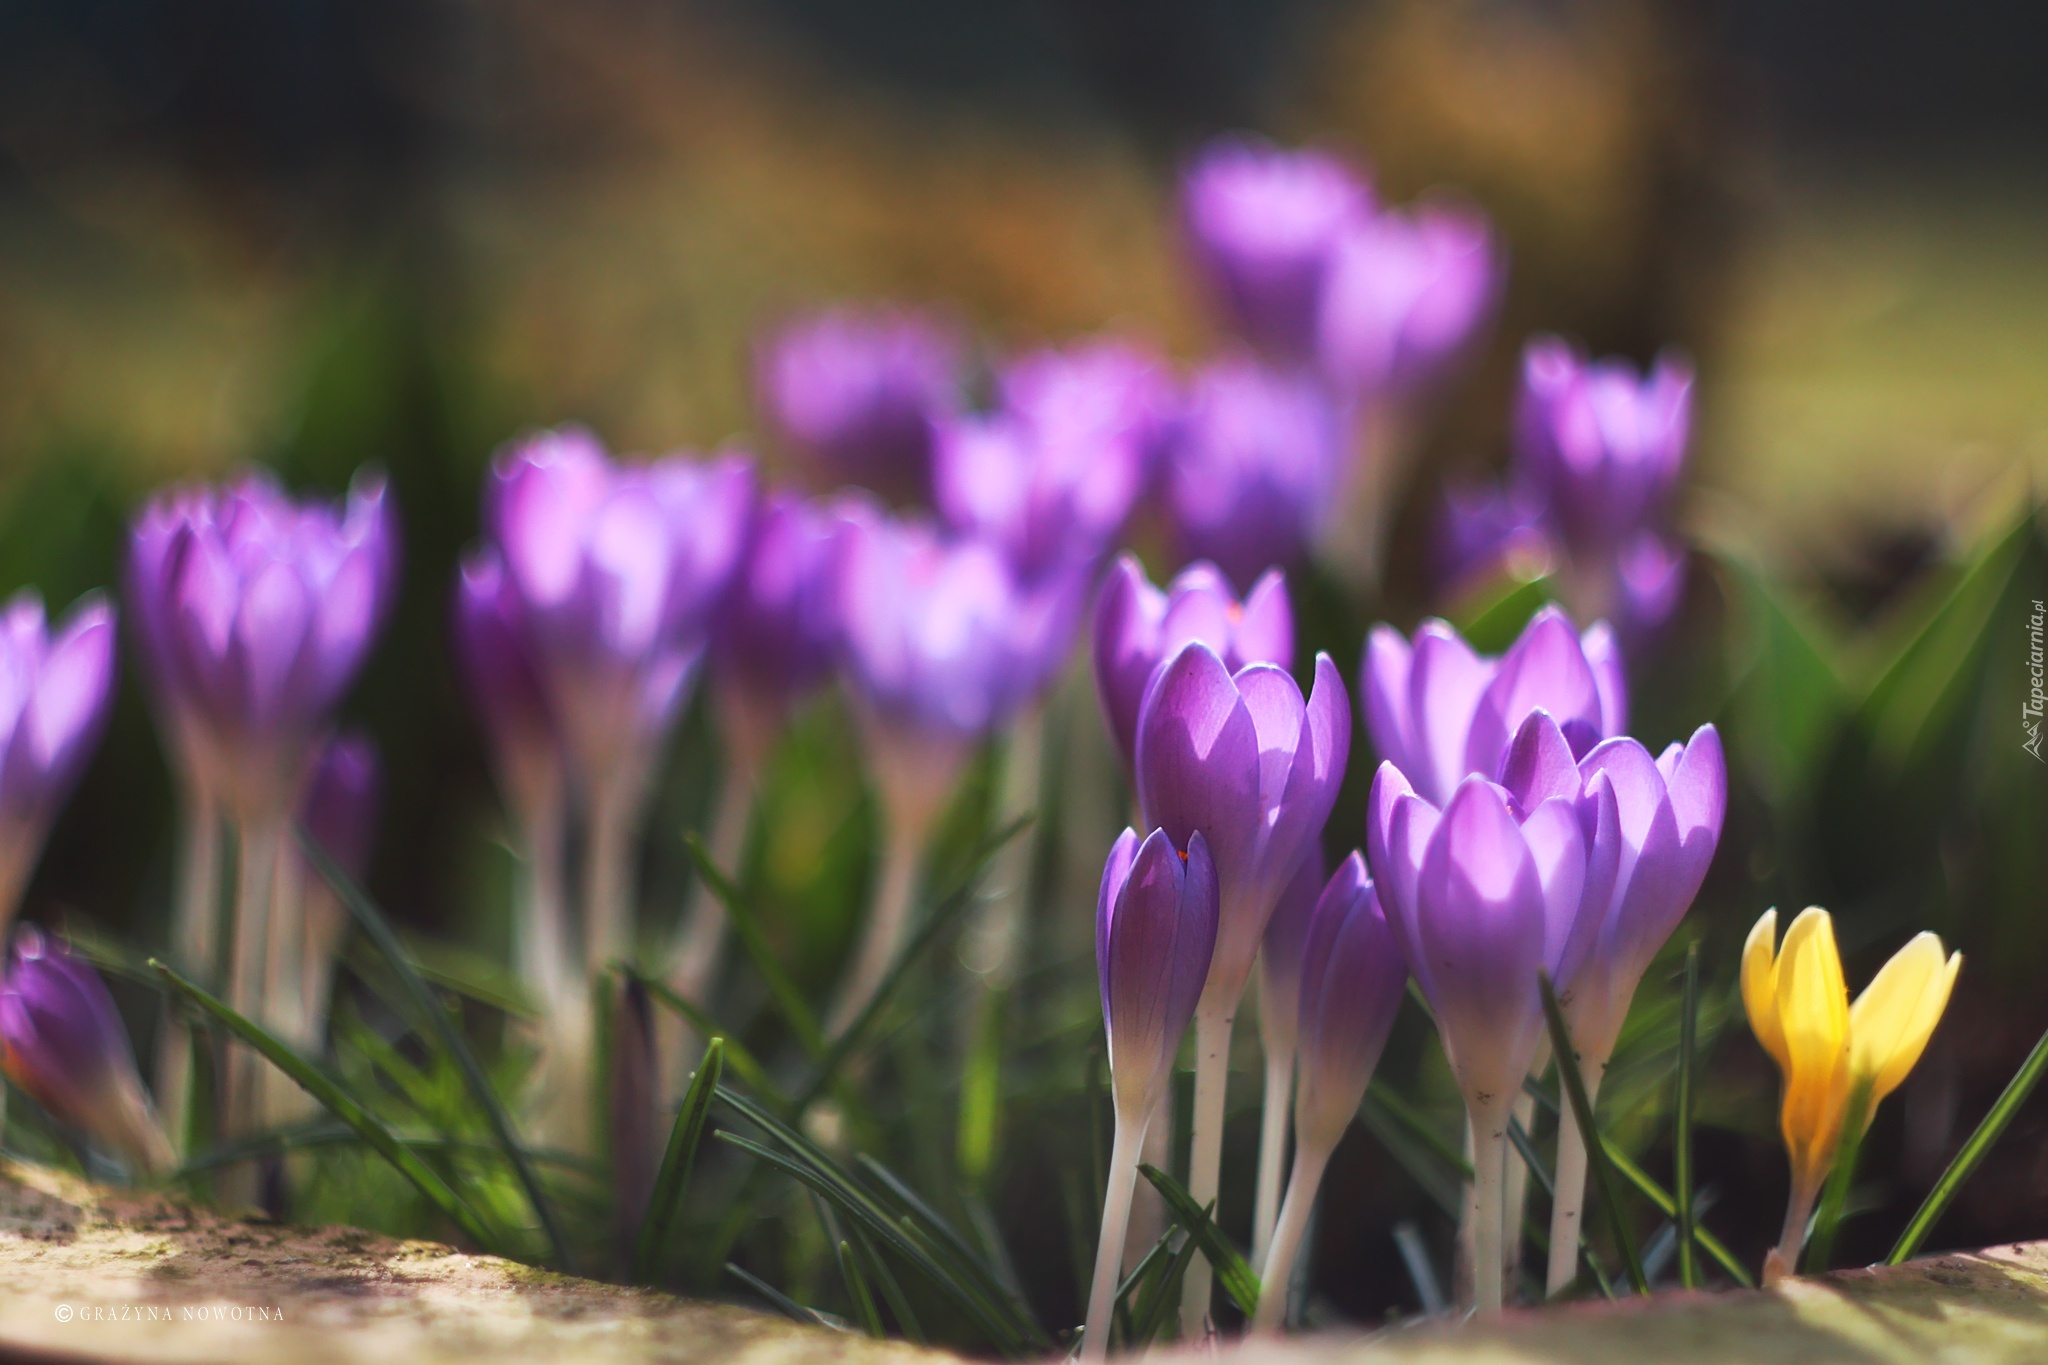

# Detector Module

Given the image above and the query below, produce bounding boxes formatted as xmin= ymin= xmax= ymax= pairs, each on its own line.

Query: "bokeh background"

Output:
xmin=3 ymin=0 xmax=2046 ymax=1330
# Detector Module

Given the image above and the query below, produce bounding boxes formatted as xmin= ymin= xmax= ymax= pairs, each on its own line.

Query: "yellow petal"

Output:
xmin=1742 ymin=909 xmax=1786 ymax=1071
xmin=1776 ymin=908 xmax=1849 ymax=1185
xmin=1849 ymin=934 xmax=1961 ymax=1108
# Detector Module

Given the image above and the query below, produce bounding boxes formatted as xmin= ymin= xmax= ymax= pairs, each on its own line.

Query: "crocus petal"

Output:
xmin=1848 ymin=933 xmax=1961 ymax=1108
xmin=1776 ymin=907 xmax=1850 ymax=1179
xmin=1134 ymin=643 xmax=1263 ymax=899
xmin=1466 ymin=605 xmax=1605 ymax=771
xmin=1258 ymin=848 xmax=1325 ymax=1062
xmin=1743 ymin=908 xmax=1787 ymax=1070
xmin=1294 ymin=854 xmax=1407 ymax=1151
xmin=1095 ymin=827 xmax=1143 ymax=1029
xmin=1235 ymin=569 xmax=1295 ymax=671
xmin=1498 ymin=709 xmax=1581 ymax=811
xmin=1406 ymin=622 xmax=1491 ymax=805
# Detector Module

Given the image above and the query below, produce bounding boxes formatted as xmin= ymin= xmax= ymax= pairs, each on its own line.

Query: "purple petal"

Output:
xmin=1497 ymin=709 xmax=1581 ymax=812
xmin=1406 ymin=621 xmax=1492 ymax=805
xmin=1134 ymin=643 xmax=1263 ymax=908
xmin=1293 ymin=853 xmax=1406 ymax=1146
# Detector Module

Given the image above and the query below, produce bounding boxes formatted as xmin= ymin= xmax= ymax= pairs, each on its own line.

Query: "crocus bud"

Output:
xmin=755 ymin=306 xmax=961 ymax=501
xmin=1743 ymin=908 xmax=1960 ymax=1206
xmin=453 ymin=549 xmax=559 ymax=821
xmin=1161 ymin=356 xmax=1343 ymax=593
xmin=0 ymin=929 xmax=171 ymax=1175
xmin=1256 ymin=850 xmax=1325 ymax=1076
xmin=126 ymin=469 xmax=397 ymax=815
xmin=0 ymin=591 xmax=118 ymax=925
xmin=1512 ymin=337 xmax=1694 ymax=558
xmin=485 ymin=429 xmax=753 ymax=801
xmin=933 ymin=338 xmax=1172 ymax=583
xmin=713 ymin=491 xmax=845 ymax=766
xmin=1315 ymin=197 xmax=1500 ymax=400
xmin=301 ymin=730 xmax=380 ymax=881
xmin=1292 ymin=853 xmax=1406 ymax=1153
xmin=1091 ymin=554 xmax=1293 ymax=779
xmin=1135 ymin=642 xmax=1350 ymax=1014
xmin=1360 ymin=605 xmax=1627 ymax=808
xmin=1181 ymin=137 xmax=1370 ymax=359
xmin=1097 ymin=827 xmax=1219 ymax=1113
xmin=1615 ymin=531 xmax=1688 ymax=638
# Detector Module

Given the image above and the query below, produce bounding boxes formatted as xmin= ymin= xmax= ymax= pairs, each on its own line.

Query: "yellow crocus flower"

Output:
xmin=1742 ymin=907 xmax=1960 ymax=1282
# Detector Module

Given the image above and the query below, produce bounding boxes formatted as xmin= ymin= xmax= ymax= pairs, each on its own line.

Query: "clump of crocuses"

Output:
xmin=1 ymin=929 xmax=170 ymax=1176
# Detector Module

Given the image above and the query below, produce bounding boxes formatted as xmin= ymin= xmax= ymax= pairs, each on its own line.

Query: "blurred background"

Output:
xmin=2 ymin=0 xmax=2045 ymax=1330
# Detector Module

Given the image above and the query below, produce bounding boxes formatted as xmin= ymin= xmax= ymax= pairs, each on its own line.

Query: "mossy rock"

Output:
xmin=2 ymin=1159 xmax=2045 ymax=1363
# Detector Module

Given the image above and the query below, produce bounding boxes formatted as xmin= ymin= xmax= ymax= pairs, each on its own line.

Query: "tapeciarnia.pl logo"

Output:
xmin=2026 ymin=598 xmax=2045 ymax=762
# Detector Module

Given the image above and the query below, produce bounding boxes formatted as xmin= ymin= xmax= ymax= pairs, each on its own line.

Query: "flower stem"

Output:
xmin=1469 ymin=1094 xmax=1510 ymax=1314
xmin=223 ymin=812 xmax=284 ymax=1203
xmin=1179 ymin=1003 xmax=1235 ymax=1340
xmin=1253 ymin=1139 xmax=1330 ymax=1334
xmin=1083 ymin=1110 xmax=1145 ymax=1363
xmin=1251 ymin=1043 xmax=1294 ymax=1269
xmin=1124 ymin=1083 xmax=1173 ymax=1273
xmin=157 ymin=785 xmax=221 ymax=1152
xmin=1769 ymin=1171 xmax=1824 ymax=1285
xmin=828 ymin=820 xmax=923 ymax=1038
xmin=1546 ymin=1053 xmax=1608 ymax=1296
xmin=585 ymin=774 xmax=640 ymax=978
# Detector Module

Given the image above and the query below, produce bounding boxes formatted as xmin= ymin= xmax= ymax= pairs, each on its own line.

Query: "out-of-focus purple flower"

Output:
xmin=1513 ymin=337 xmax=1693 ymax=557
xmin=1434 ymin=481 xmax=1555 ymax=596
xmin=934 ymin=339 xmax=1173 ymax=582
xmin=1097 ymin=827 xmax=1219 ymax=1112
xmin=1161 ymin=356 xmax=1343 ymax=593
xmin=1256 ymin=849 xmax=1325 ymax=1076
xmin=300 ymin=730 xmax=380 ymax=880
xmin=1316 ymin=198 xmax=1500 ymax=400
xmin=1493 ymin=709 xmax=1726 ymax=1059
xmin=126 ymin=469 xmax=397 ymax=811
xmin=0 ymin=591 xmax=117 ymax=920
xmin=1292 ymin=852 xmax=1406 ymax=1151
xmin=454 ymin=549 xmax=559 ymax=818
xmin=1615 ymin=531 xmax=1688 ymax=638
xmin=1181 ymin=137 xmax=1370 ymax=359
xmin=1360 ymin=606 xmax=1626 ymax=808
xmin=0 ymin=928 xmax=169 ymax=1174
xmin=1091 ymin=555 xmax=1293 ymax=779
xmin=755 ymin=306 xmax=962 ymax=501
xmin=714 ymin=491 xmax=845 ymax=756
xmin=1135 ymin=643 xmax=1350 ymax=1011
xmin=485 ymin=429 xmax=753 ymax=797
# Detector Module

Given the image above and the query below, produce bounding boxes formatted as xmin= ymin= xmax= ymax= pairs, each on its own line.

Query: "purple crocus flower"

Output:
xmin=454 ymin=549 xmax=561 ymax=822
xmin=1433 ymin=480 xmax=1555 ymax=596
xmin=1615 ymin=530 xmax=1689 ymax=638
xmin=485 ymin=428 xmax=753 ymax=802
xmin=1161 ymin=355 xmax=1343 ymax=593
xmin=934 ymin=339 xmax=1172 ymax=582
xmin=127 ymin=468 xmax=397 ymax=813
xmin=1361 ymin=605 xmax=1626 ymax=808
xmin=1135 ymin=642 xmax=1350 ymax=1019
xmin=0 ymin=591 xmax=117 ymax=924
xmin=755 ymin=306 xmax=962 ymax=501
xmin=301 ymin=730 xmax=380 ymax=880
xmin=1091 ymin=554 xmax=1293 ymax=780
xmin=1513 ymin=336 xmax=1694 ymax=557
xmin=1315 ymin=197 xmax=1500 ymax=399
xmin=1181 ymin=137 xmax=1370 ymax=359
xmin=0 ymin=929 xmax=170 ymax=1174
xmin=713 ymin=491 xmax=846 ymax=766
xmin=1097 ymin=826 xmax=1220 ymax=1114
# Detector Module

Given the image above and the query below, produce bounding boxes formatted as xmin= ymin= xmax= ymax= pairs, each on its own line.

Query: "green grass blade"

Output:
xmin=1603 ymin=1145 xmax=1754 ymax=1288
xmin=725 ymin=1262 xmax=844 ymax=1331
xmin=1507 ymin=1115 xmax=1553 ymax=1197
xmin=854 ymin=1153 xmax=1040 ymax=1338
xmin=836 ymin=1240 xmax=886 ymax=1337
xmin=628 ymin=969 xmax=786 ymax=1107
xmin=850 ymin=1224 xmax=926 ymax=1345
xmin=299 ymin=830 xmax=571 ymax=1271
xmin=1540 ymin=970 xmax=1649 ymax=1296
xmin=1129 ymin=1232 xmax=1200 ymax=1345
xmin=1804 ymin=1083 xmax=1873 ymax=1273
xmin=1357 ymin=1087 xmax=1468 ymax=1220
xmin=1889 ymin=1022 xmax=2048 ymax=1264
xmin=1365 ymin=1082 xmax=1473 ymax=1179
xmin=1675 ymin=942 xmax=1702 ymax=1289
xmin=1137 ymin=1162 xmax=1260 ymax=1318
xmin=682 ymin=834 xmax=829 ymax=1059
xmin=178 ymin=1123 xmax=599 ymax=1179
xmin=149 ymin=957 xmax=501 ymax=1254
xmin=634 ymin=1038 xmax=724 ymax=1283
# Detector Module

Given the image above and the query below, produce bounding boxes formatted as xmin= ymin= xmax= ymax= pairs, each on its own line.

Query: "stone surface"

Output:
xmin=3 ymin=1158 xmax=2045 ymax=1364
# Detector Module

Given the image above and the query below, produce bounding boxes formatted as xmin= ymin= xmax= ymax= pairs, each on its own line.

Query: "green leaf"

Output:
xmin=850 ymin=1224 xmax=925 ymax=1345
xmin=1889 ymin=1021 xmax=2048 ymax=1265
xmin=627 ymin=970 xmax=786 ymax=1108
xmin=1137 ymin=1163 xmax=1259 ymax=1319
xmin=634 ymin=1038 xmax=724 ymax=1283
xmin=299 ymin=830 xmax=572 ymax=1273
xmin=682 ymin=834 xmax=830 ymax=1061
xmin=1127 ymin=1230 xmax=1200 ymax=1347
xmin=177 ymin=1122 xmax=599 ymax=1180
xmin=1805 ymin=1081 xmax=1874 ymax=1273
xmin=855 ymin=1153 xmax=1039 ymax=1335
xmin=1357 ymin=1088 xmax=1468 ymax=1221
xmin=1540 ymin=969 xmax=1649 ymax=1296
xmin=1603 ymin=1145 xmax=1755 ymax=1289
xmin=724 ymin=1262 xmax=845 ymax=1331
xmin=149 ymin=957 xmax=502 ymax=1255
xmin=836 ymin=1240 xmax=886 ymax=1337
xmin=1718 ymin=552 xmax=1851 ymax=805
xmin=1675 ymin=942 xmax=1702 ymax=1290
xmin=1451 ymin=573 xmax=1556 ymax=653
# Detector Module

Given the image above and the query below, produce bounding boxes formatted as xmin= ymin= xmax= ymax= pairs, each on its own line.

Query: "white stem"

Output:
xmin=1180 ymin=1003 xmax=1235 ymax=1341
xmin=1469 ymin=1094 xmax=1509 ymax=1315
xmin=222 ymin=813 xmax=284 ymax=1206
xmin=1124 ymin=1083 xmax=1173 ymax=1273
xmin=518 ymin=785 xmax=573 ymax=1015
xmin=1503 ymin=1037 xmax=1546 ymax=1287
xmin=1771 ymin=1170 xmax=1824 ymax=1283
xmin=1083 ymin=1110 xmax=1146 ymax=1363
xmin=1253 ymin=1140 xmax=1331 ymax=1334
xmin=585 ymin=775 xmax=640 ymax=977
xmin=1251 ymin=1045 xmax=1294 ymax=1269
xmin=263 ymin=840 xmax=307 ymax=1128
xmin=1545 ymin=1054 xmax=1608 ymax=1297
xmin=156 ymin=787 xmax=221 ymax=1149
xmin=827 ymin=822 xmax=923 ymax=1038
